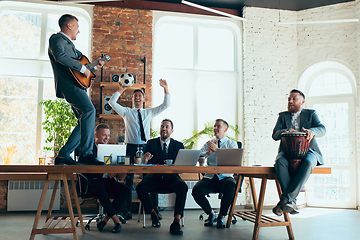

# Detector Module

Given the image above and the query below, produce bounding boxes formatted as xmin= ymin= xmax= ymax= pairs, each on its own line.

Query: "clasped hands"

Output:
xmin=108 ymin=172 xmax=126 ymax=181
xmin=205 ymin=140 xmax=219 ymax=156
xmin=286 ymin=127 xmax=315 ymax=142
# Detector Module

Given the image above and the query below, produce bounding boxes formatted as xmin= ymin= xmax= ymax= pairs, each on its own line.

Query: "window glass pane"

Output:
xmin=154 ymin=23 xmax=193 ymax=69
xmin=0 ymin=10 xmax=41 ymax=59
xmin=198 ymin=27 xmax=234 ymax=71
xmin=309 ymin=72 xmax=352 ymax=96
xmin=0 ymin=76 xmax=38 ymax=164
xmin=46 ymin=14 xmax=90 ymax=57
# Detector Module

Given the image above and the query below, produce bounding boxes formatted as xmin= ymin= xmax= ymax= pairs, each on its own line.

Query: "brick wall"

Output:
xmin=90 ymin=6 xmax=153 ymax=144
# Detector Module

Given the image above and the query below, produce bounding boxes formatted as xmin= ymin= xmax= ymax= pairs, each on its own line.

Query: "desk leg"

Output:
xmin=46 ymin=180 xmax=59 ymax=220
xmin=275 ymin=178 xmax=294 ymax=240
xmin=70 ymin=174 xmax=85 ymax=234
xmin=226 ymin=175 xmax=243 ymax=228
xmin=30 ymin=179 xmax=50 ymax=240
xmin=252 ymin=177 xmax=267 ymax=240
xmin=249 ymin=177 xmax=257 ymax=208
xmin=62 ymin=173 xmax=78 ymax=240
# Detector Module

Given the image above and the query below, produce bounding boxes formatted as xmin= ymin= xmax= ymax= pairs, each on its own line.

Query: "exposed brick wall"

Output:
xmin=90 ymin=6 xmax=153 ymax=144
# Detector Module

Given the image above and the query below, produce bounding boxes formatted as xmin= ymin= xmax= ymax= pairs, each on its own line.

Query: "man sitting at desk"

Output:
xmin=272 ymin=89 xmax=326 ymax=216
xmin=81 ymin=124 xmax=131 ymax=233
xmin=136 ymin=119 xmax=188 ymax=235
xmin=192 ymin=119 xmax=237 ymax=228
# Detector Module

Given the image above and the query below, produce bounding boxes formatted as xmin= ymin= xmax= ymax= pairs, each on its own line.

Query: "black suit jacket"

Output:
xmin=144 ymin=137 xmax=184 ymax=180
xmin=48 ymin=32 xmax=84 ymax=98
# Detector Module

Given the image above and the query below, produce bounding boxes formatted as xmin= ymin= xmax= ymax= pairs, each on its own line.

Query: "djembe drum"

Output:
xmin=281 ymin=132 xmax=310 ymax=171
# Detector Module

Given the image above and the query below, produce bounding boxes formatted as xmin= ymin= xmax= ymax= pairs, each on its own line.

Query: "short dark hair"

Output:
xmin=58 ymin=14 xmax=78 ymax=29
xmin=133 ymin=89 xmax=145 ymax=97
xmin=215 ymin=119 xmax=229 ymax=128
xmin=162 ymin=119 xmax=174 ymax=129
xmin=290 ymin=89 xmax=305 ymax=100
xmin=95 ymin=123 xmax=109 ymax=133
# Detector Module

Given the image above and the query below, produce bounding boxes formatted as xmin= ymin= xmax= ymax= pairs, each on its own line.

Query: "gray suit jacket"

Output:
xmin=48 ymin=32 xmax=84 ymax=98
xmin=272 ymin=109 xmax=326 ymax=165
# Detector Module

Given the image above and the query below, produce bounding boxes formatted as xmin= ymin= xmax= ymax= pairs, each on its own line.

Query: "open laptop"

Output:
xmin=97 ymin=144 xmax=127 ymax=165
xmin=173 ymin=149 xmax=202 ymax=166
xmin=216 ymin=148 xmax=243 ymax=166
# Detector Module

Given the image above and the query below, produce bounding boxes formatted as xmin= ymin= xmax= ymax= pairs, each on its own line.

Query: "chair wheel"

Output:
xmin=232 ymin=219 xmax=237 ymax=224
xmin=199 ymin=215 xmax=203 ymax=220
xmin=85 ymin=225 xmax=90 ymax=230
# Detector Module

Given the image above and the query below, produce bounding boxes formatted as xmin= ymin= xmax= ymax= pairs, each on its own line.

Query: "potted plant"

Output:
xmin=39 ymin=99 xmax=77 ymax=157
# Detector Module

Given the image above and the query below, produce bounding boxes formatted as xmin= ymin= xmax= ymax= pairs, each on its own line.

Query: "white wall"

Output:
xmin=242 ymin=2 xmax=359 ymax=207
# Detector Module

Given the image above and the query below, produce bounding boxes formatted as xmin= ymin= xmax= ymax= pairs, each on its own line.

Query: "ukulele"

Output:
xmin=70 ymin=54 xmax=110 ymax=89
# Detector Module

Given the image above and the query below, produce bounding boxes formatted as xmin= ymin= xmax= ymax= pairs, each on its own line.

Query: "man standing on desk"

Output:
xmin=192 ymin=119 xmax=238 ymax=229
xmin=136 ymin=119 xmax=188 ymax=235
xmin=272 ymin=89 xmax=326 ymax=216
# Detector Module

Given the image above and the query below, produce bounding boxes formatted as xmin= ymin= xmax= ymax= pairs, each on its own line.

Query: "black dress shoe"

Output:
xmin=97 ymin=221 xmax=107 ymax=231
xmin=154 ymin=208 xmax=162 ymax=220
xmin=216 ymin=216 xmax=225 ymax=229
xmin=122 ymin=212 xmax=132 ymax=220
xmin=151 ymin=211 xmax=161 ymax=228
xmin=170 ymin=220 xmax=183 ymax=235
xmin=204 ymin=214 xmax=215 ymax=227
xmin=54 ymin=156 xmax=82 ymax=165
xmin=78 ymin=154 xmax=105 ymax=165
xmin=112 ymin=223 xmax=121 ymax=233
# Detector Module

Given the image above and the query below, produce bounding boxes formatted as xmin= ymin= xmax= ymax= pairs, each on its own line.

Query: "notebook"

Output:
xmin=173 ymin=149 xmax=202 ymax=166
xmin=216 ymin=148 xmax=243 ymax=166
xmin=97 ymin=144 xmax=127 ymax=165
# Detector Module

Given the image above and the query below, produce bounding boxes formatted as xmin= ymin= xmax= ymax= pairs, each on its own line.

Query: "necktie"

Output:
xmin=138 ymin=109 xmax=146 ymax=142
xmin=162 ymin=143 xmax=167 ymax=160
xmin=218 ymin=139 xmax=221 ymax=148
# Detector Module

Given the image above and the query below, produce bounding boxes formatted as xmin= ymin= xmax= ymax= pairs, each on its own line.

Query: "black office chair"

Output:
xmin=198 ymin=141 xmax=243 ymax=225
xmin=76 ymin=173 xmax=126 ymax=230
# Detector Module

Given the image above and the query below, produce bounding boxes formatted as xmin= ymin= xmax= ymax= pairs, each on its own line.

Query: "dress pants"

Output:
xmin=136 ymin=175 xmax=188 ymax=217
xmin=88 ymin=178 xmax=131 ymax=218
xmin=58 ymin=87 xmax=95 ymax=157
xmin=192 ymin=175 xmax=236 ymax=216
xmin=274 ymin=150 xmax=318 ymax=203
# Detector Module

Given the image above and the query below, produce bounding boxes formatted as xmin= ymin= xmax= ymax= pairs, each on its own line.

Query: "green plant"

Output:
xmin=39 ymin=99 xmax=77 ymax=156
xmin=182 ymin=121 xmax=240 ymax=149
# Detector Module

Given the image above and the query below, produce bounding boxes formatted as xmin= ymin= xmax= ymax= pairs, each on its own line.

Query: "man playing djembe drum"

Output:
xmin=272 ymin=89 xmax=326 ymax=216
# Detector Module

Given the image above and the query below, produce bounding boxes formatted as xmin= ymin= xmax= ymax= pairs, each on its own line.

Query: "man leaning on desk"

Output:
xmin=136 ymin=119 xmax=188 ymax=235
xmin=192 ymin=119 xmax=237 ymax=229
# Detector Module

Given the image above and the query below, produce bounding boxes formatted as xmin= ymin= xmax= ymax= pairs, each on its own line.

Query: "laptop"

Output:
xmin=173 ymin=149 xmax=202 ymax=166
xmin=97 ymin=144 xmax=127 ymax=165
xmin=216 ymin=148 xmax=243 ymax=166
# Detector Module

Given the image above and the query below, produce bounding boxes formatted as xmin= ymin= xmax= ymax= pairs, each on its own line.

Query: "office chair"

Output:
xmin=76 ymin=173 xmax=126 ymax=230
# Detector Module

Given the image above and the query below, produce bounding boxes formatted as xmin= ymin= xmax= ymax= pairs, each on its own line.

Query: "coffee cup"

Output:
xmin=134 ymin=157 xmax=142 ymax=164
xmin=198 ymin=155 xmax=205 ymax=166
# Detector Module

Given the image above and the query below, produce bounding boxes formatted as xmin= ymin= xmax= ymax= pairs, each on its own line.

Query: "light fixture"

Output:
xmin=181 ymin=0 xmax=246 ymax=21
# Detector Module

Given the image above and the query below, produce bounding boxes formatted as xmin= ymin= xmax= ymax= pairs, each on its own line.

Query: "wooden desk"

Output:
xmin=1 ymin=165 xmax=331 ymax=240
xmin=227 ymin=167 xmax=331 ymax=240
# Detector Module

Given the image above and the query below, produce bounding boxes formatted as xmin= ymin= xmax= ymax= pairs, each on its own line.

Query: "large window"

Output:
xmin=0 ymin=1 xmax=91 ymax=164
xmin=299 ymin=61 xmax=357 ymax=208
xmin=151 ymin=12 xmax=242 ymax=147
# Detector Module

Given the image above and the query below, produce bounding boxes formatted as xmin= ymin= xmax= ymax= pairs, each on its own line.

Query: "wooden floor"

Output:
xmin=1 ymin=207 xmax=359 ymax=240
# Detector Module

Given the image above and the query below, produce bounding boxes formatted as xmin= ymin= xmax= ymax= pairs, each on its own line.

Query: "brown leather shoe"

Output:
xmin=282 ymin=202 xmax=299 ymax=214
xmin=272 ymin=200 xmax=286 ymax=216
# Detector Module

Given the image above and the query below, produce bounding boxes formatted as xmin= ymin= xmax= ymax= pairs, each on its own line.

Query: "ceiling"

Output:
xmin=54 ymin=0 xmax=354 ymax=17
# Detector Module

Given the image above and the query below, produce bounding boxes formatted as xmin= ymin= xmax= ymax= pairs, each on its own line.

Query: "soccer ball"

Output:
xmin=119 ymin=72 xmax=135 ymax=87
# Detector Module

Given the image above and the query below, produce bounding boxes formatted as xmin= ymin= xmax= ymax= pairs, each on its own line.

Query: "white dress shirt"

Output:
xmin=291 ymin=111 xmax=301 ymax=131
xmin=200 ymin=136 xmax=238 ymax=180
xmin=109 ymin=91 xmax=170 ymax=144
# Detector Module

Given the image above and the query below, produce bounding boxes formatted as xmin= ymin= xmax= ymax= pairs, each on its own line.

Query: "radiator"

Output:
xmin=7 ymin=180 xmax=60 ymax=211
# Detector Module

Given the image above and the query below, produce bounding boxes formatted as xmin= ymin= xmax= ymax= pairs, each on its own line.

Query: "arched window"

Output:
xmin=0 ymin=1 xmax=91 ymax=164
xmin=151 ymin=11 xmax=243 ymax=148
xmin=299 ymin=61 xmax=357 ymax=208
